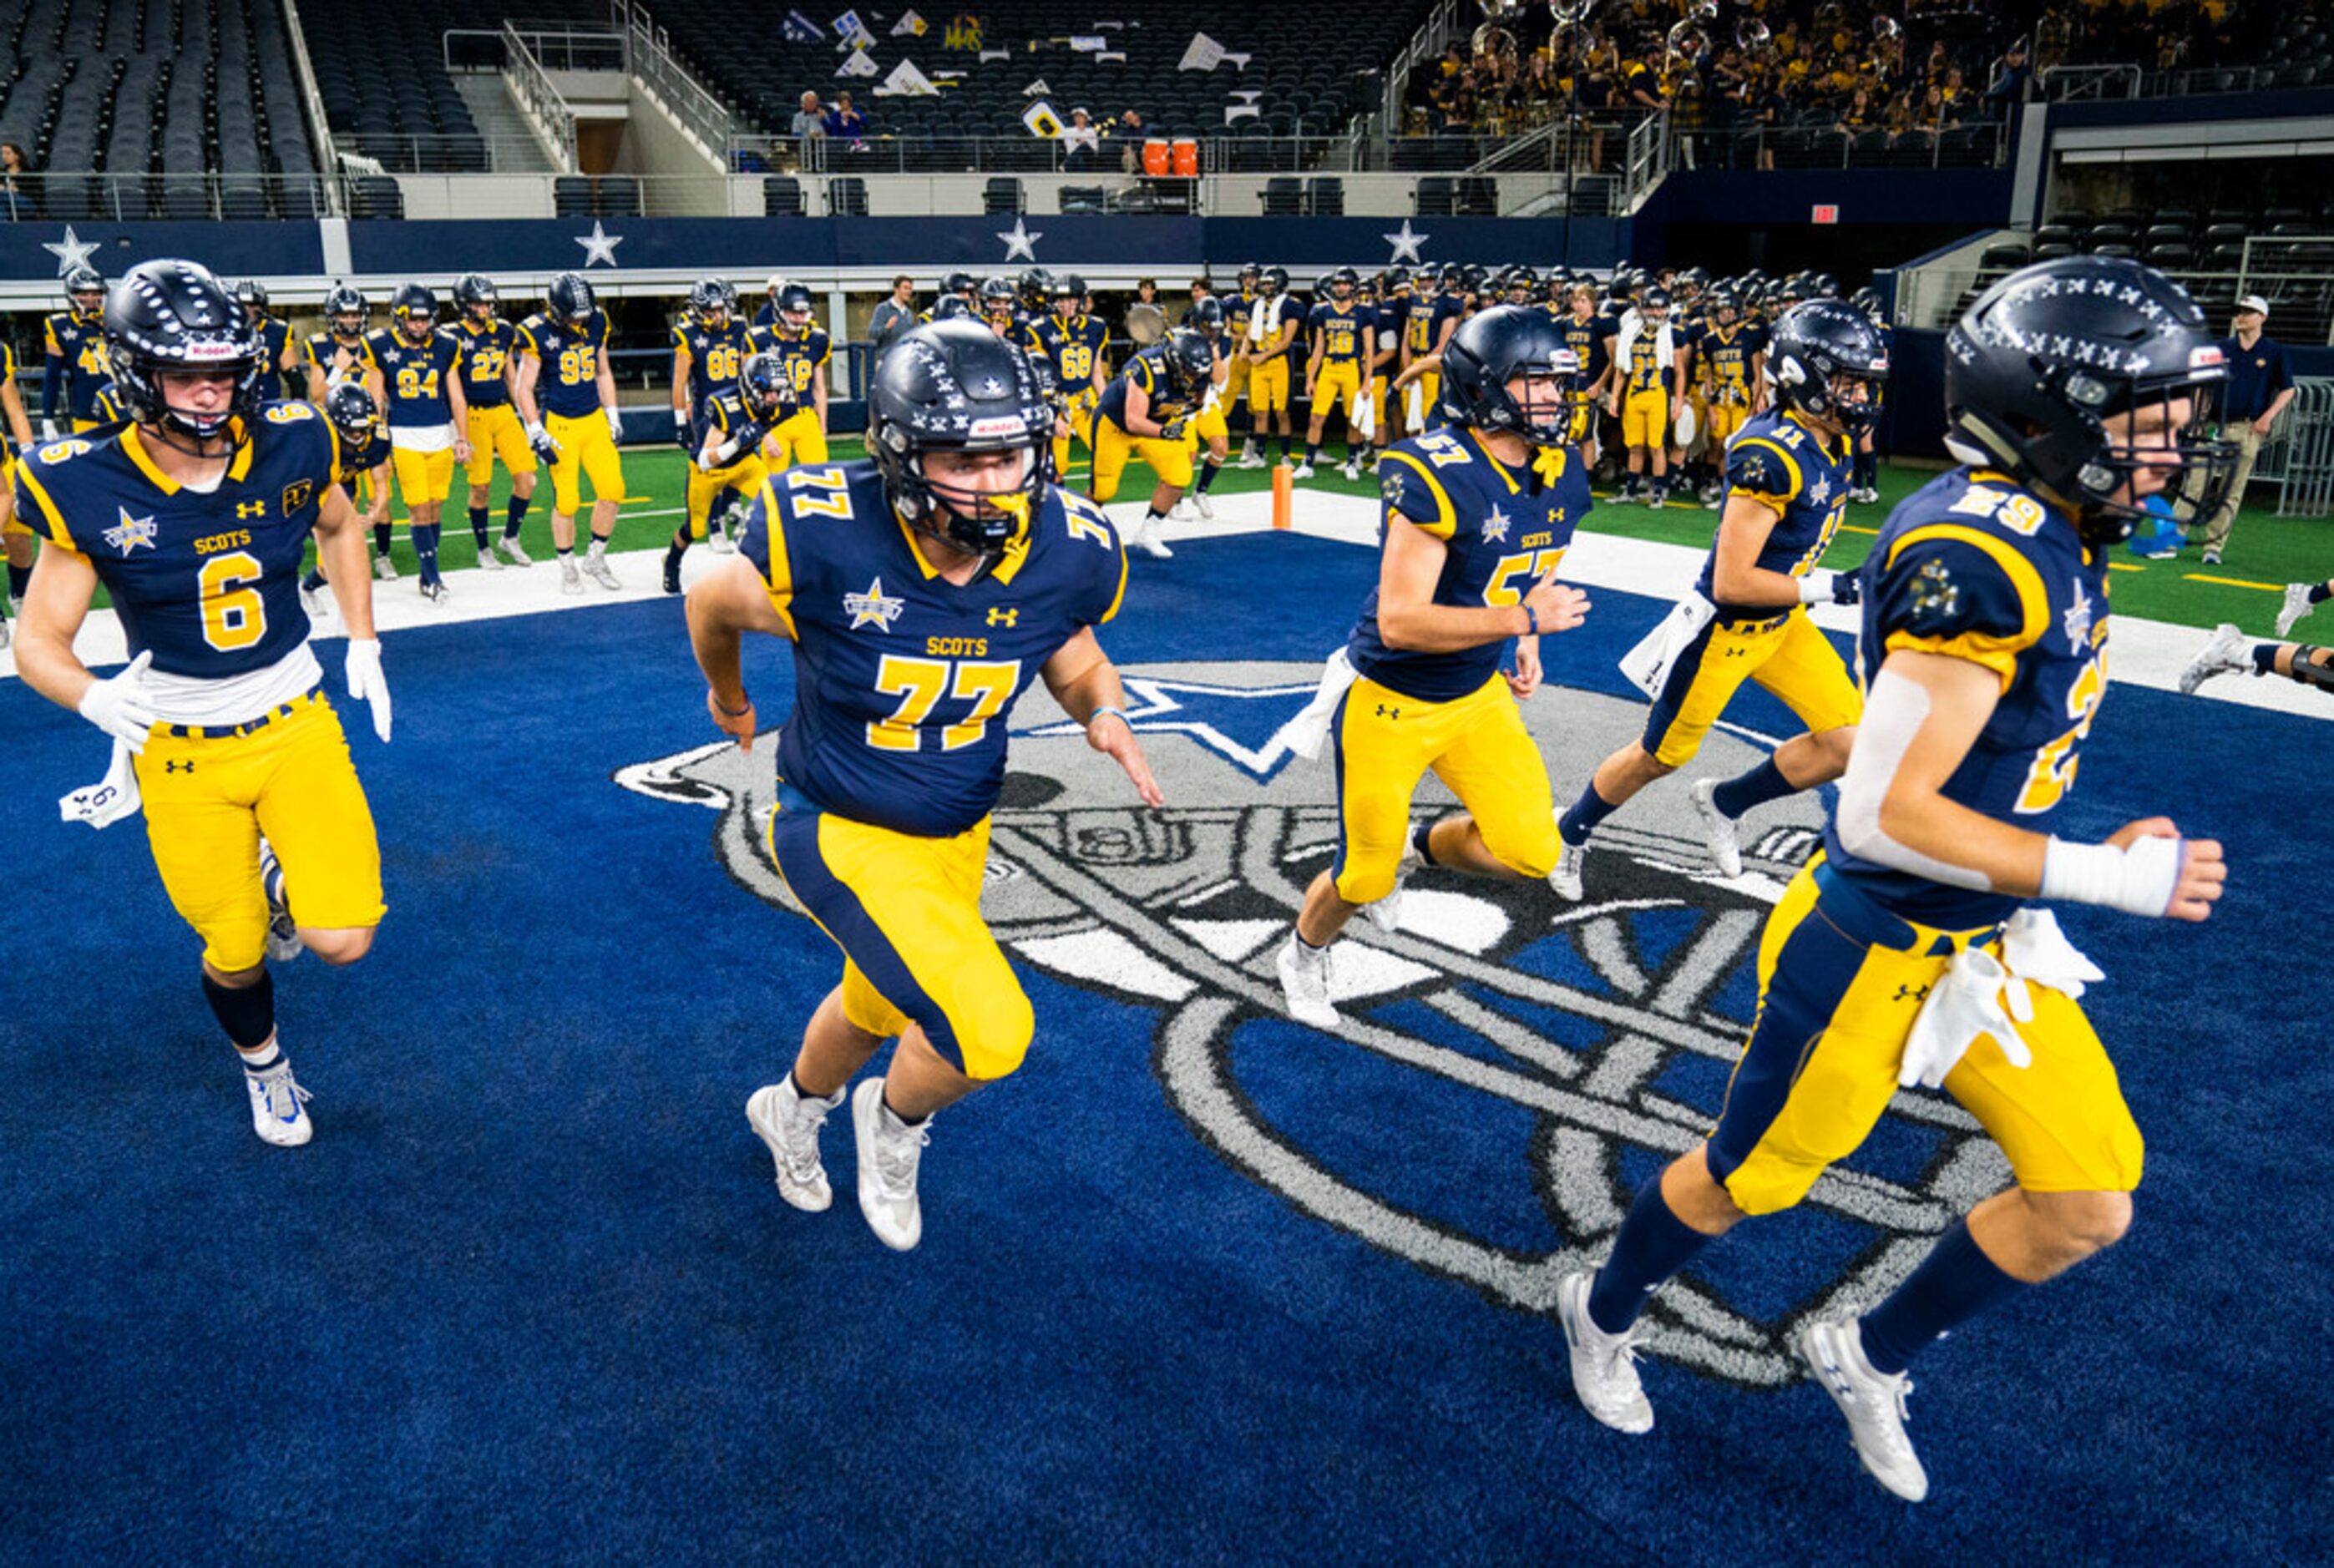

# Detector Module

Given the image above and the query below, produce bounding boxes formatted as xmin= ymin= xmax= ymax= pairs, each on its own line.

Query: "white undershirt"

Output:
xmin=144 ymin=644 xmax=326 ymax=727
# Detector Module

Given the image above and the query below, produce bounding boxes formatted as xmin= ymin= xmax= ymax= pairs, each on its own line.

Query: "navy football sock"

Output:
xmin=1712 ymin=756 xmax=1794 ymax=820
xmin=1412 ymin=818 xmax=1437 ymax=867
xmin=504 ymin=494 xmax=530 ymax=539
xmin=1195 ymin=461 xmax=1221 ymax=494
xmin=2252 ymin=642 xmax=2281 ymax=675
xmin=1559 ymin=781 xmax=1621 ymax=847
xmin=1858 ymin=1218 xmax=2027 ymax=1376
xmin=301 ymin=567 xmax=326 ymax=593
xmin=7 ymin=561 xmax=29 ymax=598
xmin=201 ymin=969 xmax=277 ymax=1051
xmin=1305 ymin=445 xmax=1321 ymax=465
xmin=1278 ymin=435 xmax=1294 ymax=461
xmin=2311 ymin=581 xmax=2333 ymax=606
xmin=468 ymin=505 xmax=490 ymax=549
xmin=1587 ymin=1176 xmax=1716 ymax=1334
xmin=413 ymin=523 xmax=441 ymax=585
xmin=373 ymin=522 xmax=392 ymax=558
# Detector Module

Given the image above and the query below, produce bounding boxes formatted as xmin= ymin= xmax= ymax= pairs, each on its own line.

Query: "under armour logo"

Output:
xmin=1375 ymin=704 xmax=1400 ymax=720
xmin=165 ymin=760 xmax=195 ymax=774
xmin=235 ymin=499 xmax=267 ymax=519
xmin=1893 ymin=983 xmax=1931 ymax=1003
xmin=986 ymin=606 xmax=1019 ymax=627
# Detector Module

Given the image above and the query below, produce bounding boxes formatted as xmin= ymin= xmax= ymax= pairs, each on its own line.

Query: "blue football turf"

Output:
xmin=2 ymin=532 xmax=2326 ymax=1565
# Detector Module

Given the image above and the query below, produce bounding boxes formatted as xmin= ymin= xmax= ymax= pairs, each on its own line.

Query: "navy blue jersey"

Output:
xmin=252 ymin=317 xmax=293 ymax=403
xmin=1027 ymin=314 xmax=1111 ymax=392
xmin=15 ymin=402 xmax=339 ymax=678
xmin=1404 ymin=295 xmax=1463 ymax=359
xmin=671 ymin=316 xmax=757 ymax=425
xmin=1824 ymin=468 xmax=2114 ymax=928
xmin=1557 ymin=312 xmax=1613 ymax=384
xmin=453 ymin=318 xmax=519 ymax=410
xmin=304 ymin=330 xmax=366 ymax=390
xmin=1095 ymin=347 xmax=1197 ymax=429
xmin=362 ymin=326 xmax=462 ymax=430
xmin=735 ymin=462 xmax=1127 ymax=837
xmin=1308 ymin=301 xmax=1375 ymax=366
xmin=1346 ymin=427 xmax=1592 ymax=703
xmin=43 ymin=310 xmax=110 ymax=422
xmin=1694 ymin=409 xmax=1850 ymax=616
xmin=335 ymin=424 xmax=389 ymax=485
xmin=753 ymin=324 xmax=831 ymax=409
xmin=1698 ymin=322 xmax=1765 ymax=405
xmin=1249 ymin=294 xmax=1307 ymax=358
xmin=518 ymin=310 xmax=611 ymax=420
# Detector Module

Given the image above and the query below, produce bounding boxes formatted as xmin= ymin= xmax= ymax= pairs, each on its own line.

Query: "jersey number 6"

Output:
xmin=200 ymin=551 xmax=267 ymax=652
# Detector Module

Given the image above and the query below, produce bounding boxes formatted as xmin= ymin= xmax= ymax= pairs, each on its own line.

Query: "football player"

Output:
xmin=1557 ymin=301 xmax=1886 ymax=898
xmin=1557 ymin=281 xmax=1615 ymax=469
xmin=1608 ymin=286 xmax=1685 ymax=506
xmin=2180 ymin=616 xmax=2334 ymax=696
xmin=1274 ymin=306 xmax=1593 ymax=1029
xmin=917 ymin=271 xmax=980 ymax=325
xmin=233 ymin=280 xmax=299 ymax=404
xmin=1169 ymin=294 xmax=1234 ymax=521
xmin=1242 ymin=266 xmax=1305 ymax=467
xmin=1397 ymin=266 xmax=1466 ymax=434
xmin=2271 ymin=575 xmax=2334 ymax=639
xmin=299 ymin=381 xmax=395 ymax=620
xmin=686 ymin=319 xmax=1160 ymax=1252
xmin=451 ymin=273 xmax=537 ymax=569
xmin=755 ymin=284 xmax=832 ymax=471
xmin=0 ymin=333 xmax=38 ymax=646
xmin=303 ymin=282 xmax=370 ymax=405
xmin=43 ymin=265 xmax=111 ymax=438
xmin=1299 ymin=266 xmax=1374 ymax=480
xmin=1849 ymin=286 xmax=1893 ymax=503
xmin=671 ymin=276 xmax=758 ymax=554
xmin=1027 ymin=273 xmax=1111 ymax=483
xmin=979 ymin=276 xmax=1020 ymax=338
xmin=13 ymin=260 xmax=392 ymax=1149
xmin=514 ymin=271 xmax=625 ymax=594
xmin=1558 ymin=255 xmax=2232 ymax=1504
xmin=1090 ymin=327 xmax=1214 ymax=559
xmin=1227 ymin=263 xmax=1261 ymax=464
xmin=1694 ymin=285 xmax=1766 ymax=507
xmin=1017 ymin=266 xmax=1054 ymax=323
xmin=663 ymin=351 xmax=791 ymax=595
xmin=362 ymin=283 xmax=470 ymax=603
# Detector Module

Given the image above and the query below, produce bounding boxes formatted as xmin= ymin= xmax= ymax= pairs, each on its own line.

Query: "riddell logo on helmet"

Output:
xmin=969 ymin=416 xmax=1028 ymax=438
xmin=2190 ymin=345 xmax=2225 ymax=368
xmin=183 ymin=341 xmax=241 ymax=361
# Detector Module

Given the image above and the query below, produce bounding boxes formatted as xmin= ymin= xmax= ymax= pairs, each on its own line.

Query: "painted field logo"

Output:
xmin=618 ymin=660 xmax=2007 ymax=1388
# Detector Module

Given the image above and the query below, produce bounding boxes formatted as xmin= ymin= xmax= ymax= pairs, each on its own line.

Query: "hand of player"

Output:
xmin=707 ymin=688 xmax=757 ymax=751
xmin=75 ymin=650 xmax=156 ymax=753
xmin=2106 ymin=816 xmax=2225 ymax=922
xmin=1522 ymin=575 xmax=1591 ymax=634
xmin=453 ymin=438 xmax=473 ymax=463
xmin=344 ymin=638 xmax=392 ymax=743
xmin=676 ymin=419 xmax=696 ymax=454
xmin=1830 ymin=569 xmax=1861 ymax=608
xmin=525 ymin=421 xmax=559 ymax=466
xmin=604 ymin=407 xmax=625 ymax=443
xmin=1507 ymin=638 xmax=1542 ymax=700
xmin=41 ymin=417 xmax=60 ymax=443
xmin=1088 ymin=711 xmax=1163 ymax=808
xmin=1159 ymin=417 xmax=1187 ymax=442
xmin=735 ymin=422 xmax=769 ymax=455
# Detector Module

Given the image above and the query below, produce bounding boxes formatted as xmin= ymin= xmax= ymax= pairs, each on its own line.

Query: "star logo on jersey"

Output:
xmin=43 ymin=225 xmax=99 ymax=276
xmin=574 ymin=220 xmax=625 ymax=267
xmin=102 ymin=508 xmax=158 ymax=556
xmin=1481 ymin=505 xmax=1511 ymax=543
xmin=997 ymin=217 xmax=1043 ymax=261
xmin=1383 ymin=220 xmax=1429 ymax=266
xmin=843 ymin=577 xmax=907 ymax=631
xmin=1807 ymin=474 xmax=1832 ymax=507
xmin=2063 ymin=579 xmax=2093 ymax=646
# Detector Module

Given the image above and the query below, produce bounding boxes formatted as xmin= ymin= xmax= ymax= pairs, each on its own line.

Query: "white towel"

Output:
xmin=59 ymin=738 xmax=141 ymax=829
xmin=1618 ymin=595 xmax=1716 ymax=700
xmin=1282 ymin=648 xmax=1358 ymax=761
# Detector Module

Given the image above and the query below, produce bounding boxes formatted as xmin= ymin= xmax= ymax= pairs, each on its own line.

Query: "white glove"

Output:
xmin=345 ymin=638 xmax=393 ymax=743
xmin=59 ymin=736 xmax=142 ymax=828
xmin=1898 ymin=947 xmax=2030 ymax=1090
xmin=41 ymin=417 xmax=60 ymax=443
xmin=76 ymin=650 xmax=156 ymax=753
xmin=2000 ymin=907 xmax=2105 ymax=1006
xmin=605 ymin=407 xmax=625 ymax=443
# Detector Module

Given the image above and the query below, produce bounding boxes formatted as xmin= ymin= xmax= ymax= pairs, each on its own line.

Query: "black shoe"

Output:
xmin=662 ymin=553 xmax=682 ymax=595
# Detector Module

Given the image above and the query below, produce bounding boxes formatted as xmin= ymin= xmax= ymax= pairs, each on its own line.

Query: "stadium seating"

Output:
xmin=0 ymin=0 xmax=326 ymax=219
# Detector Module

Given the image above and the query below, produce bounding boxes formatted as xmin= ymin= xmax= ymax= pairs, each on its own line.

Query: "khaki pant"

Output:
xmin=2200 ymin=421 xmax=2266 ymax=555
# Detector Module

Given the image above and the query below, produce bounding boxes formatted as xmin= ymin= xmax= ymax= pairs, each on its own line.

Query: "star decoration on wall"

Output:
xmin=575 ymin=220 xmax=625 ymax=267
xmin=997 ymin=217 xmax=1043 ymax=261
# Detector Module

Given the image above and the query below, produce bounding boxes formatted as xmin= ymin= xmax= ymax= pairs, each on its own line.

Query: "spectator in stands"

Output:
xmin=868 ymin=275 xmax=917 ymax=352
xmin=792 ymin=92 xmax=828 ymax=140
xmin=1984 ymin=41 xmax=2032 ymax=110
xmin=2196 ymin=295 xmax=2296 ymax=565
xmin=823 ymin=92 xmax=866 ymax=141
xmin=1062 ymin=108 xmax=1100 ymax=169
xmin=0 ymin=143 xmax=37 ymax=221
xmin=1115 ymin=109 xmax=1147 ymax=174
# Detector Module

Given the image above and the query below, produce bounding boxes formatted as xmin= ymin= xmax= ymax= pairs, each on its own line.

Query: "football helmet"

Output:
xmin=547 ymin=272 xmax=595 ymax=326
xmin=867 ymin=320 xmax=1052 ymax=558
xmin=453 ymin=273 xmax=499 ymax=321
xmin=1259 ymin=266 xmax=1289 ymax=296
xmin=1018 ymin=266 xmax=1053 ymax=311
xmin=1326 ymin=266 xmax=1359 ymax=301
xmin=231 ymin=278 xmax=270 ymax=320
xmin=65 ymin=264 xmax=104 ymax=317
xmin=325 ymin=379 xmax=382 ymax=447
xmin=323 ymin=282 xmax=368 ymax=336
xmin=1160 ymin=327 xmax=1214 ymax=397
xmin=391 ymin=281 xmax=438 ymax=341
xmin=776 ymin=283 xmax=816 ymax=332
xmin=1440 ymin=305 xmax=1581 ymax=446
xmin=737 ymin=351 xmax=789 ymax=422
xmin=940 ymin=270 xmax=979 ymax=300
xmin=689 ymin=276 xmax=729 ymax=322
xmin=103 ymin=260 xmax=265 ymax=442
xmin=1765 ymin=299 xmax=1890 ymax=434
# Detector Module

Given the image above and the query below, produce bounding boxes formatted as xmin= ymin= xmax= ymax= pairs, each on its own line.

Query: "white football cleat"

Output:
xmin=559 ymin=557 xmax=584 ymax=594
xmin=300 ymin=583 xmax=332 ymax=624
xmin=2178 ymin=622 xmax=2250 ymax=695
xmin=1292 ymin=461 xmax=1315 ymax=479
xmin=1339 ymin=458 xmax=1360 ymax=481
xmin=1274 ymin=934 xmax=1340 ymax=1030
xmin=1168 ymin=497 xmax=1196 ymax=522
xmin=2276 ymin=582 xmax=2317 ymax=638
xmin=747 ymin=1077 xmax=845 ymax=1212
xmin=852 ymin=1078 xmax=929 ymax=1251
xmin=1548 ymin=832 xmax=1587 ymax=902
xmin=1364 ymin=833 xmax=1424 ymax=933
xmin=1132 ymin=517 xmax=1174 ymax=559
xmin=1798 ymin=1315 xmax=1930 ymax=1503
xmin=1236 ymin=448 xmax=1267 ymax=470
xmin=495 ymin=537 xmax=534 ymax=567
xmin=1689 ymin=777 xmax=1744 ymax=879
xmin=372 ymin=552 xmax=398 ymax=581
xmin=580 ymin=552 xmax=621 ymax=591
xmin=1556 ymin=1270 xmax=1654 ymax=1434
xmin=706 ymin=521 xmax=737 ymax=555
xmin=1192 ymin=490 xmax=1214 ymax=519
xmin=418 ymin=579 xmax=450 ymax=605
xmin=475 ymin=540 xmax=505 ymax=570
xmin=244 ymin=1059 xmax=313 ymax=1147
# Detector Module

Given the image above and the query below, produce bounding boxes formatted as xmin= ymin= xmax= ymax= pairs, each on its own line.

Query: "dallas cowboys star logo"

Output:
xmin=574 ymin=220 xmax=625 ymax=267
xmin=997 ymin=217 xmax=1043 ymax=261
xmin=843 ymin=576 xmax=906 ymax=631
xmin=1018 ymin=677 xmax=1324 ymax=781
xmin=1481 ymin=504 xmax=1511 ymax=543
xmin=102 ymin=507 xmax=158 ymax=556
xmin=43 ymin=225 xmax=99 ymax=277
xmin=1382 ymin=220 xmax=1429 ymax=266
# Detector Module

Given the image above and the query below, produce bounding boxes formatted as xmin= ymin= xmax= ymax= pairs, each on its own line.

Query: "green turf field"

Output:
xmin=110 ymin=438 xmax=2324 ymax=640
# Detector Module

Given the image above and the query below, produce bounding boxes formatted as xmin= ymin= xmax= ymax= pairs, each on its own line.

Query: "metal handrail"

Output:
xmin=621 ymin=4 xmax=734 ymax=161
xmin=727 ymin=131 xmax=1582 ymax=177
xmin=1668 ymin=120 xmax=2007 ymax=172
xmin=275 ymin=0 xmax=346 ymax=215
xmin=1620 ymin=111 xmax=1668 ymax=213
xmin=2039 ymin=63 xmax=2144 ymax=101
xmin=501 ymin=23 xmax=580 ymax=174
xmin=1383 ymin=0 xmax=1470 ymax=137
xmin=0 ymin=172 xmax=338 ymax=224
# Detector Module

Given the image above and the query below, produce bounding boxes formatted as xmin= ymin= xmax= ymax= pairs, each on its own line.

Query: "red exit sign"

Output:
xmin=1811 ymin=204 xmax=1840 ymax=225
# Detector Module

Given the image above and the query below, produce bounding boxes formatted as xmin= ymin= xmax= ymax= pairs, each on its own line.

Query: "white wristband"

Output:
xmin=1797 ymin=574 xmax=1833 ymax=604
xmin=2040 ymin=835 xmax=2182 ymax=917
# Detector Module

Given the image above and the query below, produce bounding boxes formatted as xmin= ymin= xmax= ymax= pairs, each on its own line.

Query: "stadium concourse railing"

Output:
xmin=1667 ymin=119 xmax=2007 ymax=172
xmin=0 ymin=172 xmax=337 ymax=224
xmin=2279 ymin=379 xmax=2334 ymax=518
xmin=2041 ymin=60 xmax=2332 ymax=99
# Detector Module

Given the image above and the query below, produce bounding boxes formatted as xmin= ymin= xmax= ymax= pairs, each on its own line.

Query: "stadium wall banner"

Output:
xmin=1643 ymin=169 xmax=2014 ymax=234
xmin=0 ymin=221 xmax=328 ymax=288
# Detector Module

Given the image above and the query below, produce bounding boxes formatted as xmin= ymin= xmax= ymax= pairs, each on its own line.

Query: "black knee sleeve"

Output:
xmin=201 ymin=969 xmax=277 ymax=1049
xmin=2293 ymin=645 xmax=2334 ymax=694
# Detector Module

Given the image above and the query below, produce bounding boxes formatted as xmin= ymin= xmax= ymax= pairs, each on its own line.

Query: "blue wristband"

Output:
xmin=1524 ymin=605 xmax=1539 ymax=637
xmin=1091 ymin=705 xmax=1129 ymax=727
